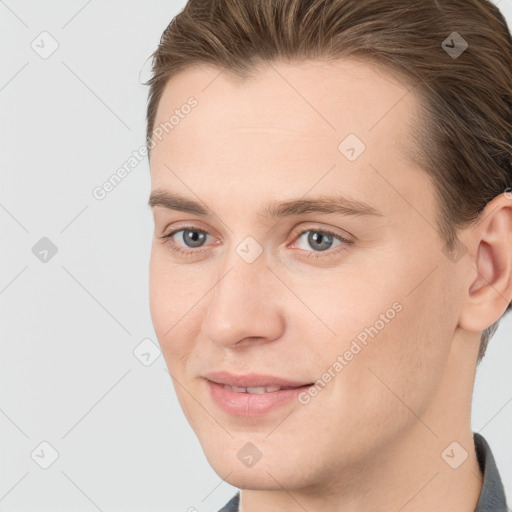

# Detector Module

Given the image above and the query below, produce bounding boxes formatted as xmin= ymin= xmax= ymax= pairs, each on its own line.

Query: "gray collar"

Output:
xmin=473 ymin=432 xmax=508 ymax=511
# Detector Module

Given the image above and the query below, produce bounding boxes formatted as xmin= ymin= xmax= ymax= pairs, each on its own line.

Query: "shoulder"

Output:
xmin=216 ymin=492 xmax=240 ymax=512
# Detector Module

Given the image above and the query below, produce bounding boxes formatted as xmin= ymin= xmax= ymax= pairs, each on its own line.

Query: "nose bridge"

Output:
xmin=204 ymin=240 xmax=283 ymax=346
xmin=214 ymin=232 xmax=270 ymax=301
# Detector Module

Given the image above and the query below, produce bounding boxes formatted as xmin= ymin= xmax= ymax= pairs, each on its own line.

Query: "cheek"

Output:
xmin=149 ymin=249 xmax=198 ymax=369
xmin=304 ymin=252 xmax=453 ymax=425
xmin=148 ymin=250 xmax=169 ymax=337
xmin=340 ymin=270 xmax=453 ymax=423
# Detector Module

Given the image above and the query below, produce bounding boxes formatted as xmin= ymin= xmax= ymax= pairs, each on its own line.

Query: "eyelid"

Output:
xmin=161 ymin=223 xmax=354 ymax=258
xmin=161 ymin=219 xmax=214 ymax=238
xmin=288 ymin=223 xmax=354 ymax=244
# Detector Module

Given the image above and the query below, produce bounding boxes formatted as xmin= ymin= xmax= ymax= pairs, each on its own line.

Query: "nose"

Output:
xmin=203 ymin=251 xmax=285 ymax=349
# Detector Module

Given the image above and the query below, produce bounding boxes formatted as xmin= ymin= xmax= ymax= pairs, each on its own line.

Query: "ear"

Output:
xmin=458 ymin=192 xmax=512 ymax=334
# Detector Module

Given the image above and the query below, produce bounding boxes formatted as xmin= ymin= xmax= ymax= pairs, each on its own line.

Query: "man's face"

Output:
xmin=148 ymin=59 xmax=465 ymax=490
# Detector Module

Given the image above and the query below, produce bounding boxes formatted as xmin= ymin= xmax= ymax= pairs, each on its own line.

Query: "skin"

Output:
xmin=148 ymin=58 xmax=512 ymax=512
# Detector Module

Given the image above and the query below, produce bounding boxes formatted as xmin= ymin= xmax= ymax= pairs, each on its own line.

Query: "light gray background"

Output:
xmin=1 ymin=1 xmax=511 ymax=511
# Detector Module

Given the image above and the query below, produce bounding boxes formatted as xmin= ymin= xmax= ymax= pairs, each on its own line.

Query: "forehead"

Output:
xmin=149 ymin=58 xmax=428 ymax=222
xmin=154 ymin=57 xmax=416 ymax=128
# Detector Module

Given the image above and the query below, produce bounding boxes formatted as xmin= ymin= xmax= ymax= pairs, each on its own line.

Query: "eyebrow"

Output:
xmin=148 ymin=190 xmax=383 ymax=218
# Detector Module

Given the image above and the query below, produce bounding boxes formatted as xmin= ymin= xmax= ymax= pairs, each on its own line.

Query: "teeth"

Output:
xmin=223 ymin=384 xmax=283 ymax=393
xmin=246 ymin=386 xmax=276 ymax=394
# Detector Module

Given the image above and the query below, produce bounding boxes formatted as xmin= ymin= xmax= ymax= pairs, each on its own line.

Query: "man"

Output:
xmin=145 ymin=0 xmax=511 ymax=510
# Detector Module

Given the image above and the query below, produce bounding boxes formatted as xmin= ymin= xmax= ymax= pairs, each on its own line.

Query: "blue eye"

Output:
xmin=295 ymin=230 xmax=342 ymax=252
xmin=290 ymin=228 xmax=353 ymax=260
xmin=162 ymin=227 xmax=211 ymax=256
xmin=173 ymin=228 xmax=208 ymax=248
xmin=161 ymin=226 xmax=352 ymax=259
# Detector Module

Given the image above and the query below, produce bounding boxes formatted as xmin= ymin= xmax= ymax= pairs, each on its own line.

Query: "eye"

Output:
xmin=295 ymin=230 xmax=340 ymax=251
xmin=161 ymin=227 xmax=212 ymax=257
xmin=171 ymin=228 xmax=208 ymax=248
xmin=291 ymin=228 xmax=352 ymax=258
xmin=161 ymin=225 xmax=353 ymax=259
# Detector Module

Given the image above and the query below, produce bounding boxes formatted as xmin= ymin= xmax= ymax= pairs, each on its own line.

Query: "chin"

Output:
xmin=200 ymin=438 xmax=311 ymax=491
xmin=211 ymin=462 xmax=298 ymax=491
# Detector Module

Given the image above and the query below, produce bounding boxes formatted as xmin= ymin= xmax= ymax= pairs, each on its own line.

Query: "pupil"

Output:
xmin=185 ymin=230 xmax=205 ymax=247
xmin=310 ymin=232 xmax=332 ymax=251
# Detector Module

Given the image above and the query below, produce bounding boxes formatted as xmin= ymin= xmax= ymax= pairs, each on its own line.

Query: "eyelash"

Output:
xmin=161 ymin=225 xmax=353 ymax=260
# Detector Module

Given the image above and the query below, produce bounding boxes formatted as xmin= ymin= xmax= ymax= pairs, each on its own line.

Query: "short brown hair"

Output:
xmin=145 ymin=0 xmax=512 ymax=362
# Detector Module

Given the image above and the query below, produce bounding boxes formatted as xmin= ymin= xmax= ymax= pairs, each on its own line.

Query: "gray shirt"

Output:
xmin=217 ymin=432 xmax=508 ymax=512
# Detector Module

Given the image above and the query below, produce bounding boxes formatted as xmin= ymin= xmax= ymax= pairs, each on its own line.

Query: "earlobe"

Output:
xmin=458 ymin=193 xmax=512 ymax=334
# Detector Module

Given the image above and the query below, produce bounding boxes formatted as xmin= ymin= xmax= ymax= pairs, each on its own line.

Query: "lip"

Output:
xmin=203 ymin=371 xmax=314 ymax=417
xmin=203 ymin=371 xmax=311 ymax=388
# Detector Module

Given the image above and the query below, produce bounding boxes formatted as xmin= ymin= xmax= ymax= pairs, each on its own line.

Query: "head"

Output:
xmin=146 ymin=0 xmax=512 ymax=493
